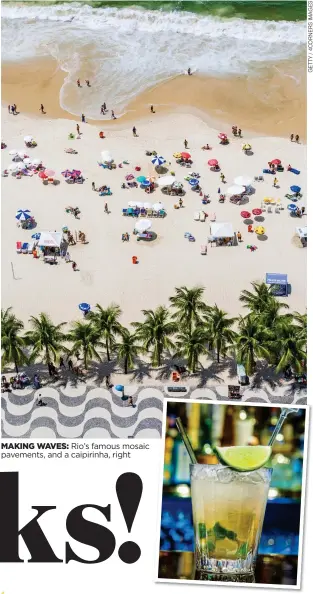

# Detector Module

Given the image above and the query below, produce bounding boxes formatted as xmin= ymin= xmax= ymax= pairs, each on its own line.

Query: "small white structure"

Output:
xmin=295 ymin=227 xmax=307 ymax=247
xmin=37 ymin=232 xmax=62 ymax=248
xmin=101 ymin=150 xmax=113 ymax=163
xmin=210 ymin=222 xmax=234 ymax=239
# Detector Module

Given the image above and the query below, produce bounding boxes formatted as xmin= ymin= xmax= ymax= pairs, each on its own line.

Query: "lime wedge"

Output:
xmin=215 ymin=446 xmax=271 ymax=471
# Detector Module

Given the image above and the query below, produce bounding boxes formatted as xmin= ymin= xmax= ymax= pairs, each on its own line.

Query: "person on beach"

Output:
xmin=273 ymin=177 xmax=278 ymax=187
xmin=187 ymin=68 xmax=191 ymax=75
xmin=92 ymin=182 xmax=96 ymax=191
xmin=232 ymin=125 xmax=237 ymax=136
xmin=290 ymin=133 xmax=294 ymax=142
xmin=85 ymin=79 xmax=90 ymax=87
xmin=77 ymin=79 xmax=81 ymax=87
xmin=184 ymin=139 xmax=188 ymax=149
xmin=295 ymin=134 xmax=300 ymax=143
xmin=59 ymin=357 xmax=65 ymax=369
xmin=8 ymin=105 xmax=10 ymax=114
xmin=237 ymin=231 xmax=242 ymax=242
xmin=76 ymin=124 xmax=80 ymax=135
xmin=65 ymin=251 xmax=70 ymax=263
xmin=100 ymin=106 xmax=104 ymax=115
xmin=238 ymin=128 xmax=242 ymax=137
xmin=128 ymin=396 xmax=135 ymax=408
xmin=72 ymin=261 xmax=77 ymax=272
xmin=104 ymin=202 xmax=109 ymax=213
xmin=301 ymin=206 xmax=305 ymax=215
xmin=111 ymin=110 xmax=116 ymax=119
xmin=103 ymin=102 xmax=107 ymax=111
xmin=220 ymin=172 xmax=226 ymax=183
xmin=81 ymin=113 xmax=86 ymax=122
xmin=68 ymin=359 xmax=73 ymax=371
xmin=150 ymin=105 xmax=155 ymax=113
xmin=40 ymin=104 xmax=45 ymax=114
xmin=132 ymin=126 xmax=137 ymax=136
xmin=179 ymin=197 xmax=183 ymax=208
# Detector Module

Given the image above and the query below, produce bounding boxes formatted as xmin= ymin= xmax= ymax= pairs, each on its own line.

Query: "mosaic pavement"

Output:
xmin=1 ymin=383 xmax=306 ymax=439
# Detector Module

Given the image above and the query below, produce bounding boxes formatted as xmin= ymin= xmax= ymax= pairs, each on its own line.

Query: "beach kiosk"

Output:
xmin=266 ymin=272 xmax=288 ymax=297
xmin=37 ymin=231 xmax=62 ymax=264
xmin=210 ymin=222 xmax=235 ymax=246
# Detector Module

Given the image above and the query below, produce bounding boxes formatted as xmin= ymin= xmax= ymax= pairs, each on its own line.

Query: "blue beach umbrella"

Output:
xmin=79 ymin=303 xmax=91 ymax=313
xmin=189 ymin=178 xmax=199 ymax=186
xmin=287 ymin=204 xmax=297 ymax=211
xmin=31 ymin=232 xmax=41 ymax=240
xmin=15 ymin=209 xmax=32 ymax=221
xmin=115 ymin=384 xmax=124 ymax=392
xmin=151 ymin=155 xmax=166 ymax=166
xmin=290 ymin=185 xmax=301 ymax=193
xmin=141 ymin=179 xmax=151 ymax=187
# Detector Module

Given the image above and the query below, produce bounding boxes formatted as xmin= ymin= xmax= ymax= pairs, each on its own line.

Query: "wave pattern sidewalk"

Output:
xmin=1 ymin=384 xmax=306 ymax=439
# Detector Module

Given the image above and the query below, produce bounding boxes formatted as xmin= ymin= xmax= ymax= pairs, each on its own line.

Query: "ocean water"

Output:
xmin=1 ymin=2 xmax=306 ymax=118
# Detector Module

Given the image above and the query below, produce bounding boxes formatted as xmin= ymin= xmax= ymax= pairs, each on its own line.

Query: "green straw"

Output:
xmin=176 ymin=417 xmax=198 ymax=464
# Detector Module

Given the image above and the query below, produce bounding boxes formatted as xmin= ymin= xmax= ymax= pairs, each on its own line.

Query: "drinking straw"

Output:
xmin=175 ymin=417 xmax=198 ymax=464
xmin=268 ymin=408 xmax=299 ymax=447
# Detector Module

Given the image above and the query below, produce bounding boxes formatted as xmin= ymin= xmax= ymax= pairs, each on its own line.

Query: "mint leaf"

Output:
xmin=236 ymin=542 xmax=249 ymax=558
xmin=213 ymin=522 xmax=228 ymax=540
xmin=207 ymin=539 xmax=216 ymax=553
xmin=226 ymin=530 xmax=237 ymax=541
xmin=198 ymin=523 xmax=206 ymax=539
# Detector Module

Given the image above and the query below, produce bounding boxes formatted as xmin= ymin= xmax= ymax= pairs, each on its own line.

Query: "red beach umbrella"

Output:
xmin=44 ymin=169 xmax=56 ymax=177
xmin=38 ymin=171 xmax=48 ymax=179
xmin=208 ymin=159 xmax=219 ymax=166
xmin=270 ymin=159 xmax=281 ymax=165
xmin=181 ymin=152 xmax=191 ymax=159
xmin=218 ymin=133 xmax=228 ymax=140
xmin=252 ymin=208 xmax=262 ymax=216
xmin=241 ymin=211 xmax=251 ymax=219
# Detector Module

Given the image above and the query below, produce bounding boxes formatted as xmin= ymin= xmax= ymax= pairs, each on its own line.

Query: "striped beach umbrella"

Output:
xmin=16 ymin=209 xmax=32 ymax=221
xmin=151 ymin=155 xmax=166 ymax=166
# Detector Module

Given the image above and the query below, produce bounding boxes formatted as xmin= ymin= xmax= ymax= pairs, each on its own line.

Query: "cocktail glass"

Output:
xmin=190 ymin=463 xmax=272 ymax=582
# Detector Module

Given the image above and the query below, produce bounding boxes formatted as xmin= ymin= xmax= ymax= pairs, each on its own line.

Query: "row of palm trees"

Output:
xmin=1 ymin=283 xmax=307 ymax=377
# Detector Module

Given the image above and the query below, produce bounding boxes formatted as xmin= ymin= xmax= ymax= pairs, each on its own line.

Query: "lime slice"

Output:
xmin=215 ymin=446 xmax=271 ymax=471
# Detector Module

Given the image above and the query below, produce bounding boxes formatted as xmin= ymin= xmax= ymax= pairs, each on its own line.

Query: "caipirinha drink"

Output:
xmin=190 ymin=445 xmax=272 ymax=581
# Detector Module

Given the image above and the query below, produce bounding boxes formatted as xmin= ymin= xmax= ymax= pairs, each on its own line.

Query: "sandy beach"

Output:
xmin=1 ymin=107 xmax=306 ymax=337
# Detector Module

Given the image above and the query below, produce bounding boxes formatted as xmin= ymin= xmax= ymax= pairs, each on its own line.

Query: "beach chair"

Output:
xmin=194 ymin=211 xmax=200 ymax=221
xmin=260 ymin=202 xmax=265 ymax=211
xmin=258 ymin=175 xmax=264 ymax=182
xmin=134 ymin=209 xmax=140 ymax=217
xmin=209 ymin=212 xmax=216 ymax=221
xmin=16 ymin=241 xmax=22 ymax=253
xmin=22 ymin=242 xmax=29 ymax=254
xmin=159 ymin=210 xmax=166 ymax=218
xmin=122 ymin=209 xmax=127 ymax=216
xmin=127 ymin=208 xmax=134 ymax=216
xmin=139 ymin=209 xmax=146 ymax=217
xmin=28 ymin=241 xmax=35 ymax=254
xmin=201 ymin=245 xmax=207 ymax=255
xmin=267 ymin=205 xmax=272 ymax=213
xmin=188 ymin=235 xmax=195 ymax=242
xmin=184 ymin=232 xmax=191 ymax=238
xmin=254 ymin=176 xmax=259 ymax=183
xmin=199 ymin=211 xmax=206 ymax=222
xmin=146 ymin=209 xmax=153 ymax=216
xmin=275 ymin=205 xmax=280 ymax=213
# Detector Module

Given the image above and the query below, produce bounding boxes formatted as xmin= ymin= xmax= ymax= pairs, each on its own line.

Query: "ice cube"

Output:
xmin=216 ymin=467 xmax=234 ymax=483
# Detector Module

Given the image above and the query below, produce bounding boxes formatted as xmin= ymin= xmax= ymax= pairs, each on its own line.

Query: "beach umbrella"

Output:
xmin=24 ymin=136 xmax=33 ymax=143
xmin=115 ymin=385 xmax=124 ymax=392
xmin=79 ymin=303 xmax=91 ymax=313
xmin=172 ymin=181 xmax=183 ymax=189
xmin=23 ymin=158 xmax=32 ymax=165
xmin=208 ymin=159 xmax=219 ymax=166
xmin=135 ymin=219 xmax=152 ymax=232
xmin=151 ymin=155 xmax=166 ymax=166
xmin=18 ymin=151 xmax=27 ymax=159
xmin=242 ymin=143 xmax=252 ymax=151
xmin=227 ymin=185 xmax=245 ymax=195
xmin=241 ymin=211 xmax=251 ymax=219
xmin=8 ymin=163 xmax=18 ymax=172
xmin=218 ymin=133 xmax=227 ymax=140
xmin=255 ymin=226 xmax=265 ymax=235
xmin=270 ymin=159 xmax=281 ymax=165
xmin=62 ymin=169 xmax=72 ymax=177
xmin=141 ymin=179 xmax=151 ymax=187
xmin=128 ymin=201 xmax=138 ymax=208
xmin=16 ymin=209 xmax=32 ymax=221
xmin=290 ymin=185 xmax=301 ymax=193
xmin=15 ymin=162 xmax=26 ymax=171
xmin=288 ymin=204 xmax=297 ymax=211
xmin=158 ymin=176 xmax=176 ymax=186
xmin=32 ymin=158 xmax=42 ymax=166
xmin=44 ymin=169 xmax=55 ymax=177
xmin=9 ymin=149 xmax=18 ymax=156
xmin=234 ymin=176 xmax=252 ymax=186
xmin=263 ymin=197 xmax=276 ymax=204
xmin=181 ymin=152 xmax=191 ymax=159
xmin=31 ymin=232 xmax=41 ymax=240
xmin=252 ymin=208 xmax=262 ymax=216
xmin=136 ymin=175 xmax=146 ymax=183
xmin=189 ymin=178 xmax=199 ymax=186
xmin=125 ymin=174 xmax=134 ymax=180
xmin=153 ymin=202 xmax=165 ymax=211
xmin=144 ymin=202 xmax=152 ymax=209
xmin=39 ymin=171 xmax=48 ymax=179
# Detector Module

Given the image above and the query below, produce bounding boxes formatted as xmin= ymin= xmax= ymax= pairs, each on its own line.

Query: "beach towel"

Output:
xmin=262 ymin=169 xmax=274 ymax=174
xmin=288 ymin=168 xmax=300 ymax=175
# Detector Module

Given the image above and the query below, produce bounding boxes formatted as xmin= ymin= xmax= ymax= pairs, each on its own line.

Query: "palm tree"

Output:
xmin=259 ymin=298 xmax=291 ymax=328
xmin=115 ymin=329 xmax=141 ymax=374
xmin=169 ymin=286 xmax=207 ymax=330
xmin=273 ymin=317 xmax=307 ymax=373
xmin=89 ymin=304 xmax=123 ymax=361
xmin=67 ymin=321 xmax=105 ymax=369
xmin=293 ymin=312 xmax=307 ymax=346
xmin=132 ymin=306 xmax=177 ymax=367
xmin=239 ymin=282 xmax=287 ymax=315
xmin=205 ymin=305 xmax=237 ymax=363
xmin=174 ymin=327 xmax=208 ymax=373
xmin=235 ymin=315 xmax=273 ymax=375
xmin=25 ymin=313 xmax=67 ymax=366
xmin=1 ymin=308 xmax=28 ymax=373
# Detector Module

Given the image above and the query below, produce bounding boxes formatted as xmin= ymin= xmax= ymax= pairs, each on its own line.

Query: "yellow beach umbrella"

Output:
xmin=263 ymin=197 xmax=276 ymax=204
xmin=242 ymin=143 xmax=252 ymax=151
xmin=255 ymin=226 xmax=266 ymax=235
xmin=173 ymin=152 xmax=181 ymax=158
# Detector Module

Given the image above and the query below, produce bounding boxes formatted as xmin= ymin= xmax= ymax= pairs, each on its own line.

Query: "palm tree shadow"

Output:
xmin=83 ymin=359 xmax=118 ymax=386
xmin=129 ymin=357 xmax=153 ymax=382
xmin=195 ymin=357 xmax=233 ymax=387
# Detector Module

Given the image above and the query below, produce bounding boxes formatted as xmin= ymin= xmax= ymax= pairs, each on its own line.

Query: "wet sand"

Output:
xmin=2 ymin=54 xmax=306 ymax=138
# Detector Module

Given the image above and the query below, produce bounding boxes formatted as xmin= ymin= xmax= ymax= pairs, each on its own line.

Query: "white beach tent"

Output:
xmin=157 ymin=176 xmax=177 ymax=186
xmin=295 ymin=227 xmax=307 ymax=239
xmin=234 ymin=176 xmax=252 ymax=187
xmin=226 ymin=185 xmax=245 ymax=195
xmin=37 ymin=232 xmax=62 ymax=248
xmin=101 ymin=150 xmax=113 ymax=163
xmin=210 ymin=222 xmax=234 ymax=238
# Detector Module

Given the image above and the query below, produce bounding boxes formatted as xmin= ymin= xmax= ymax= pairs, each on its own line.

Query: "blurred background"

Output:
xmin=159 ymin=402 xmax=306 ymax=584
